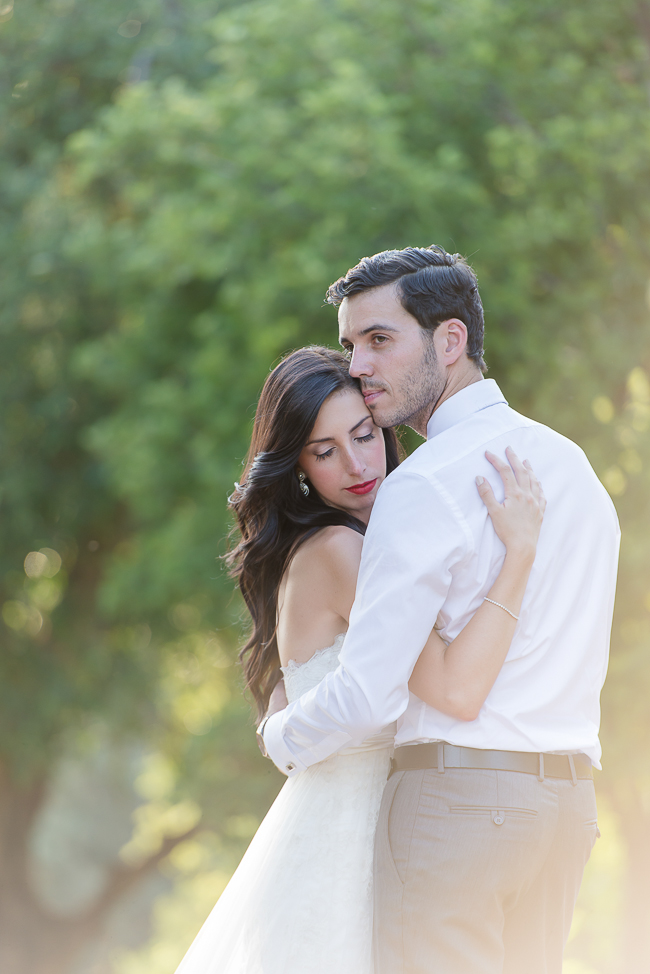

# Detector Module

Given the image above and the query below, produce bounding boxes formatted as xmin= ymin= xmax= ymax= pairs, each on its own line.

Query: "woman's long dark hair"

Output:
xmin=226 ymin=346 xmax=401 ymax=720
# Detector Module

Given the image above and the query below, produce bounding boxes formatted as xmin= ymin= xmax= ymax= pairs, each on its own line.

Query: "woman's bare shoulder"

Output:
xmin=281 ymin=526 xmax=363 ymax=611
xmin=290 ymin=524 xmax=364 ymax=575
xmin=277 ymin=526 xmax=363 ymax=664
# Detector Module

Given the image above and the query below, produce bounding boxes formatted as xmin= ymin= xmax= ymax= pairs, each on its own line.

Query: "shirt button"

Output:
xmin=286 ymin=763 xmax=295 ymax=772
xmin=493 ymin=812 xmax=505 ymax=826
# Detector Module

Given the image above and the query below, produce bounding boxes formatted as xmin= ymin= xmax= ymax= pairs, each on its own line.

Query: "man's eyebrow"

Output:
xmin=306 ymin=415 xmax=369 ymax=446
xmin=339 ymin=323 xmax=400 ymax=343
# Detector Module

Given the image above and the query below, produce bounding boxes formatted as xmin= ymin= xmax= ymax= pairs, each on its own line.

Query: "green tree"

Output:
xmin=3 ymin=0 xmax=650 ymax=971
xmin=0 ymin=3 xmax=276 ymax=973
xmin=58 ymin=2 xmax=650 ymax=969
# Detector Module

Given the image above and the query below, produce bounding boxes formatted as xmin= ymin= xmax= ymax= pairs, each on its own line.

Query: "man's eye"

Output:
xmin=372 ymin=335 xmax=388 ymax=345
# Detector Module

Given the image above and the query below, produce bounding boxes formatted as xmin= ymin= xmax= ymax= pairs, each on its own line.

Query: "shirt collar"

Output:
xmin=426 ymin=378 xmax=508 ymax=440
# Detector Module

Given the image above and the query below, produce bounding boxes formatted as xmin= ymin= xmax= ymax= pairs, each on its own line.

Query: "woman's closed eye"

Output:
xmin=314 ymin=447 xmax=335 ymax=461
xmin=314 ymin=431 xmax=374 ymax=459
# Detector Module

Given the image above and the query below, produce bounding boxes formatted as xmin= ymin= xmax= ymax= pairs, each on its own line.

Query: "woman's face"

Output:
xmin=297 ymin=387 xmax=387 ymax=524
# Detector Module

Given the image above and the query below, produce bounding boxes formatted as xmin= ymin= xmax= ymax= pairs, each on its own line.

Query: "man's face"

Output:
xmin=338 ymin=283 xmax=446 ymax=432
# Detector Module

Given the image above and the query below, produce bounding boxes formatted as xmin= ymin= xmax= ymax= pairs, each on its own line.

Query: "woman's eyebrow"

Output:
xmin=348 ymin=415 xmax=370 ymax=433
xmin=306 ymin=415 xmax=369 ymax=446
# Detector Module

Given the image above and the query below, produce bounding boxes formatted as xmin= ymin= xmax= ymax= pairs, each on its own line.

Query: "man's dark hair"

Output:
xmin=326 ymin=244 xmax=486 ymax=373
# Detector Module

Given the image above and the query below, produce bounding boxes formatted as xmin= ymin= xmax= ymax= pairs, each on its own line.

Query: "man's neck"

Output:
xmin=409 ymin=364 xmax=483 ymax=437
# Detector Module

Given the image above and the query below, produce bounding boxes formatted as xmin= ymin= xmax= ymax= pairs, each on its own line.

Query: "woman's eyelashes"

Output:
xmin=314 ymin=448 xmax=335 ymax=461
xmin=313 ymin=431 xmax=375 ymax=461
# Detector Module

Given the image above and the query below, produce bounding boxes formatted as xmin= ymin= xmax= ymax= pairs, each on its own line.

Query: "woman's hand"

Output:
xmin=409 ymin=447 xmax=546 ymax=721
xmin=266 ymin=677 xmax=288 ymax=717
xmin=476 ymin=447 xmax=546 ymax=561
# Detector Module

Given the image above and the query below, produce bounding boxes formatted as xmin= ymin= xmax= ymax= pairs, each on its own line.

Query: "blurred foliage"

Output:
xmin=2 ymin=0 xmax=650 ymax=970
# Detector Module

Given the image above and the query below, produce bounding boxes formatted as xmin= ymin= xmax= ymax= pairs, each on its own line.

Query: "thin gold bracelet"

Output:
xmin=484 ymin=597 xmax=519 ymax=621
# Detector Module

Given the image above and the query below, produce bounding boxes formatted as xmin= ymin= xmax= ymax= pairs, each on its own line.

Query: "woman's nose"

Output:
xmin=346 ymin=449 xmax=366 ymax=477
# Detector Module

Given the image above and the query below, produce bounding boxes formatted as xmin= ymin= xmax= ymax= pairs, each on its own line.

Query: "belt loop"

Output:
xmin=537 ymin=753 xmax=544 ymax=782
xmin=437 ymin=742 xmax=445 ymax=774
xmin=568 ymin=754 xmax=578 ymax=786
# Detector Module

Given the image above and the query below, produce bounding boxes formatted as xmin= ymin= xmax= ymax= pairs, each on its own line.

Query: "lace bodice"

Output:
xmin=282 ymin=633 xmax=346 ymax=702
xmin=281 ymin=633 xmax=395 ymax=753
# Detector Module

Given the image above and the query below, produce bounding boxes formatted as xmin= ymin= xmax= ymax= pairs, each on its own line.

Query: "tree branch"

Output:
xmin=79 ymin=824 xmax=203 ymax=928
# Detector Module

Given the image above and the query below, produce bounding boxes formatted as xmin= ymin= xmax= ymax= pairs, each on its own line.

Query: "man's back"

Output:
xmin=265 ymin=379 xmax=620 ymax=775
xmin=317 ymin=245 xmax=617 ymax=974
xmin=388 ymin=384 xmax=620 ymax=764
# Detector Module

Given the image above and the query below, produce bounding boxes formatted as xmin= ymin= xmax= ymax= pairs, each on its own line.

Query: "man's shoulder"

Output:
xmin=394 ymin=403 xmax=535 ymax=477
xmin=402 ymin=404 xmax=589 ymax=475
xmin=502 ymin=408 xmax=601 ymax=475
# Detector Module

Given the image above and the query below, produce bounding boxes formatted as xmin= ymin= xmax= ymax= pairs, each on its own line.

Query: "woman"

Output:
xmin=175 ymin=346 xmax=545 ymax=974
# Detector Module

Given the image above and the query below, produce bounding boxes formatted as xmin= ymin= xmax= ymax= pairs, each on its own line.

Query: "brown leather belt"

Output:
xmin=390 ymin=742 xmax=593 ymax=782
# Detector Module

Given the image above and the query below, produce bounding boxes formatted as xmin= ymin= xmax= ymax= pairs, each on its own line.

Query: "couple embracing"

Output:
xmin=176 ymin=245 xmax=620 ymax=974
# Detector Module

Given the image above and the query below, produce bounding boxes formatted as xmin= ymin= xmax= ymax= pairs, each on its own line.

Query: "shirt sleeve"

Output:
xmin=263 ymin=467 xmax=470 ymax=775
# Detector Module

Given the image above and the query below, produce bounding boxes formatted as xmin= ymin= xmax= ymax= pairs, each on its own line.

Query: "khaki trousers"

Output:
xmin=373 ymin=766 xmax=598 ymax=974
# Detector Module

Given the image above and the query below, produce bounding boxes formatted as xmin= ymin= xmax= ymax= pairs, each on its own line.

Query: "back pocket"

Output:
xmin=450 ymin=805 xmax=538 ymax=827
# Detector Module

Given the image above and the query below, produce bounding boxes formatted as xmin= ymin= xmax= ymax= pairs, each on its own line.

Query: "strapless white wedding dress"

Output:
xmin=175 ymin=633 xmax=394 ymax=974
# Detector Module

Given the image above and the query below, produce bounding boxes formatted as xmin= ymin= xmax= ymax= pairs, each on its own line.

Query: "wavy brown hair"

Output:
xmin=226 ymin=346 xmax=401 ymax=720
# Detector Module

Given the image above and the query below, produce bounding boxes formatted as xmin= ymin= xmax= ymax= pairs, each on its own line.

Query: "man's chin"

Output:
xmin=364 ymin=393 xmax=409 ymax=428
xmin=369 ymin=404 xmax=401 ymax=429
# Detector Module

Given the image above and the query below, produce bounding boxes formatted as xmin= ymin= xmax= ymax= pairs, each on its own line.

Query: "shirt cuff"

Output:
xmin=262 ymin=711 xmax=305 ymax=776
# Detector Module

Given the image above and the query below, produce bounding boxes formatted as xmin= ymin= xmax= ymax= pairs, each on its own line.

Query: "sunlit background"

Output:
xmin=1 ymin=0 xmax=649 ymax=971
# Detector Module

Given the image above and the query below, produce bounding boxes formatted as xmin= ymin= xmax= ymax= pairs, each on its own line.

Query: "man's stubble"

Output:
xmin=375 ymin=331 xmax=445 ymax=434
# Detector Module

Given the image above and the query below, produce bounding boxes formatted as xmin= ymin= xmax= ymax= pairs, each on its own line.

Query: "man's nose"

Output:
xmin=349 ymin=347 xmax=373 ymax=379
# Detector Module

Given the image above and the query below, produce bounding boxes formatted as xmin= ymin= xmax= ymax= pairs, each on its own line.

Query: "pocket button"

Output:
xmin=493 ymin=812 xmax=505 ymax=826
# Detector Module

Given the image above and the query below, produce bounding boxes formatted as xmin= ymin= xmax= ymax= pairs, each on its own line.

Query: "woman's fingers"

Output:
xmin=485 ymin=450 xmax=517 ymax=493
xmin=477 ymin=451 xmax=546 ymax=551
xmin=267 ymin=678 xmax=288 ymax=716
xmin=505 ymin=447 xmax=531 ymax=491
xmin=482 ymin=450 xmax=545 ymax=521
xmin=523 ymin=460 xmax=542 ymax=504
xmin=475 ymin=475 xmax=499 ymax=515
xmin=522 ymin=459 xmax=546 ymax=514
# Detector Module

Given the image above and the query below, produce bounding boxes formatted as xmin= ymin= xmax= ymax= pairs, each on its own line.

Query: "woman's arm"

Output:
xmin=408 ymin=447 xmax=546 ymax=721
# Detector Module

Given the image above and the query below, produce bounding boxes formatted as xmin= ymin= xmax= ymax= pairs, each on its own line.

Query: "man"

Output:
xmin=259 ymin=245 xmax=620 ymax=973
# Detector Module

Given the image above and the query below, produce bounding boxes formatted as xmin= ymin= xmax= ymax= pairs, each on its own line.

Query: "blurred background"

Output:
xmin=1 ymin=0 xmax=649 ymax=971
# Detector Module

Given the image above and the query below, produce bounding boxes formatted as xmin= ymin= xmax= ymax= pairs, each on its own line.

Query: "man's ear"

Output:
xmin=435 ymin=318 xmax=468 ymax=366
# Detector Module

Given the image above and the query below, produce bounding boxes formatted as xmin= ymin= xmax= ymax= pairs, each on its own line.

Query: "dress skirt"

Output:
xmin=175 ymin=745 xmax=392 ymax=974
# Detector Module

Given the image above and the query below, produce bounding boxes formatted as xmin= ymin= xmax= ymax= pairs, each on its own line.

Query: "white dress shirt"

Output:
xmin=264 ymin=379 xmax=620 ymax=775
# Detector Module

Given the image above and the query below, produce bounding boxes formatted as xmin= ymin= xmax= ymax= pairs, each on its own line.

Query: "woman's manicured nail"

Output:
xmin=476 ymin=476 xmax=485 ymax=486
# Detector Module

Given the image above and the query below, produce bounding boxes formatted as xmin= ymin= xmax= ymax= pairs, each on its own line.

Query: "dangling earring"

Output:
xmin=298 ymin=472 xmax=310 ymax=496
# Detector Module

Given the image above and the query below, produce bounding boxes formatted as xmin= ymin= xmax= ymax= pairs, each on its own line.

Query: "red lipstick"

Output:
xmin=345 ymin=479 xmax=378 ymax=495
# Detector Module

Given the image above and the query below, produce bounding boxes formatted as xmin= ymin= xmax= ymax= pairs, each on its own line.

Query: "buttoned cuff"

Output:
xmin=262 ymin=711 xmax=305 ymax=777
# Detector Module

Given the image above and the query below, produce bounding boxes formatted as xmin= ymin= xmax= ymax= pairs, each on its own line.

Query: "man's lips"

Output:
xmin=345 ymin=478 xmax=378 ymax=495
xmin=362 ymin=388 xmax=384 ymax=405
